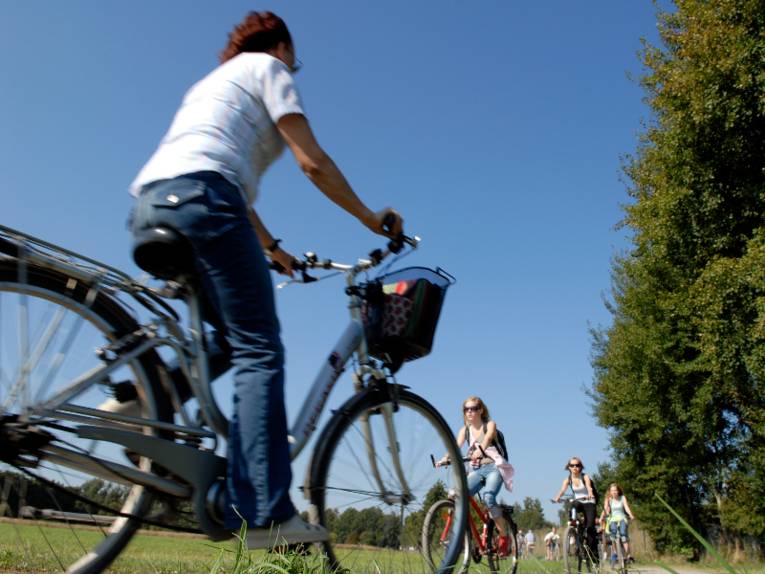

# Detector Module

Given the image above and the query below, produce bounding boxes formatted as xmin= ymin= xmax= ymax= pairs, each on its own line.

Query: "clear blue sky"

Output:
xmin=1 ymin=1 xmax=668 ymax=522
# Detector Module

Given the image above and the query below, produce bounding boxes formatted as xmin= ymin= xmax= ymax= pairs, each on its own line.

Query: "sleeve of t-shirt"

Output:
xmin=261 ymin=59 xmax=305 ymax=123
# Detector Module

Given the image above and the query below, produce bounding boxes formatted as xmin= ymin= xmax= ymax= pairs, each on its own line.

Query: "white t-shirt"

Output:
xmin=130 ymin=52 xmax=305 ymax=203
xmin=544 ymin=531 xmax=559 ymax=543
xmin=525 ymin=531 xmax=536 ymax=545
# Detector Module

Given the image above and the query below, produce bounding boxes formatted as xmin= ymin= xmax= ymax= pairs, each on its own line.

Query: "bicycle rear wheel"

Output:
xmin=421 ymin=498 xmax=470 ymax=573
xmin=308 ymin=385 xmax=469 ymax=573
xmin=0 ymin=261 xmax=172 ymax=573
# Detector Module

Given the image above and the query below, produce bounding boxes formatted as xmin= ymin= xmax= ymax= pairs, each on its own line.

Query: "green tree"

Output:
xmin=401 ymin=480 xmax=448 ymax=549
xmin=513 ymin=497 xmax=549 ymax=531
xmin=592 ymin=0 xmax=765 ymax=557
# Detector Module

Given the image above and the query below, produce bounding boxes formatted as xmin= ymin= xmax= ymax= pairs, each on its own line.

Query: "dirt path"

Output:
xmin=625 ymin=565 xmax=727 ymax=574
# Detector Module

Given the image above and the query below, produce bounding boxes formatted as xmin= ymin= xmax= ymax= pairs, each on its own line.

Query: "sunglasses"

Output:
xmin=463 ymin=406 xmax=481 ymax=413
xmin=569 ymin=463 xmax=583 ymax=469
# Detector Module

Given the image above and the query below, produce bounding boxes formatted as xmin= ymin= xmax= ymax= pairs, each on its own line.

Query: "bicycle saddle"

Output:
xmin=132 ymin=226 xmax=195 ymax=280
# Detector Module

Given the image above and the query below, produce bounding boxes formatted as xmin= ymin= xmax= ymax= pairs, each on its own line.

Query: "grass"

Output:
xmin=1 ymin=511 xmax=762 ymax=574
xmin=0 ymin=519 xmax=568 ymax=573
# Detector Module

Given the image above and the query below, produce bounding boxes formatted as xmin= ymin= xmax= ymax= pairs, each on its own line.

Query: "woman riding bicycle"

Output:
xmin=125 ymin=11 xmax=402 ymax=547
xmin=437 ymin=396 xmax=514 ymax=555
xmin=553 ymin=456 xmax=599 ymax=562
xmin=604 ymin=483 xmax=635 ymax=563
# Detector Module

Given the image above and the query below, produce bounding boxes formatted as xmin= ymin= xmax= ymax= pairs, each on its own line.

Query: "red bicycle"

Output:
xmin=422 ymin=456 xmax=519 ymax=573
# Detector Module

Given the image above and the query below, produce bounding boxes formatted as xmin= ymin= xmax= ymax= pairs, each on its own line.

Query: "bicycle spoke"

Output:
xmin=311 ymin=388 xmax=468 ymax=573
xmin=0 ymin=262 xmax=170 ymax=573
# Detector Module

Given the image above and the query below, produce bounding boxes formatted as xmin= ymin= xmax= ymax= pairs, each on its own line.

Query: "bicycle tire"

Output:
xmin=0 ymin=261 xmax=172 ymax=574
xmin=308 ymin=385 xmax=469 ymax=574
xmin=563 ymin=524 xmax=578 ymax=574
xmin=484 ymin=512 xmax=519 ymax=574
xmin=421 ymin=498 xmax=470 ymax=573
xmin=615 ymin=533 xmax=626 ymax=574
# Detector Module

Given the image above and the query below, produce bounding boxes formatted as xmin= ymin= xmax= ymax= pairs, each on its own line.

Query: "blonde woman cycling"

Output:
xmin=604 ymin=483 xmax=635 ymax=563
xmin=437 ymin=396 xmax=514 ymax=555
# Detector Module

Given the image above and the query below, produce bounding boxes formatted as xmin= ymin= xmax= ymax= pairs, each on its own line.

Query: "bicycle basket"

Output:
xmin=362 ymin=267 xmax=454 ymax=369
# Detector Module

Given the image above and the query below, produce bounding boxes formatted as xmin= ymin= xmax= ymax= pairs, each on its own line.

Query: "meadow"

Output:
xmin=0 ymin=519 xmax=757 ymax=574
xmin=0 ymin=519 xmax=571 ymax=574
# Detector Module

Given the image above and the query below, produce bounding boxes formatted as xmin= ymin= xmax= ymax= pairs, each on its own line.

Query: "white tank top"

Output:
xmin=571 ymin=475 xmax=589 ymax=500
xmin=610 ymin=496 xmax=626 ymax=519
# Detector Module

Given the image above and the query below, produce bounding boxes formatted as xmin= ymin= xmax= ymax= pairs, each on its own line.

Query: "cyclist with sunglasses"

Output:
xmin=553 ymin=457 xmax=599 ymax=562
xmin=436 ymin=396 xmax=514 ymax=555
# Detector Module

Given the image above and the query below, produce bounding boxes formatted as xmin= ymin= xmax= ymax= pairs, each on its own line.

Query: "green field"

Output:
xmin=0 ymin=521 xmax=745 ymax=574
xmin=0 ymin=520 xmax=557 ymax=573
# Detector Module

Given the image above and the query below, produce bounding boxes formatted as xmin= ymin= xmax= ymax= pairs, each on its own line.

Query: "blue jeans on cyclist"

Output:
xmin=609 ymin=517 xmax=629 ymax=541
xmin=467 ymin=463 xmax=503 ymax=518
xmin=129 ymin=171 xmax=294 ymax=529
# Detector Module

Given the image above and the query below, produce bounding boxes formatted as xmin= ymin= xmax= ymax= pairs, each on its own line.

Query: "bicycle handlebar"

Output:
xmin=430 ymin=444 xmax=488 ymax=468
xmin=269 ymin=228 xmax=420 ymax=283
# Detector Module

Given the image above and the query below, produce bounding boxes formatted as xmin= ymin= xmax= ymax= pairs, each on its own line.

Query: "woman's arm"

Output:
xmin=435 ymin=427 xmax=465 ymax=467
xmin=277 ymin=113 xmax=402 ymax=236
xmin=247 ymin=208 xmax=295 ymax=276
xmin=623 ymin=495 xmax=635 ymax=520
xmin=456 ymin=426 xmax=466 ymax=449
xmin=553 ymin=477 xmax=570 ymax=502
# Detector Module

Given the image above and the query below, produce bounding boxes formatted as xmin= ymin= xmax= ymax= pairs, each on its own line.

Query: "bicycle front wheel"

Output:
xmin=563 ymin=525 xmax=577 ymax=574
xmin=0 ymin=261 xmax=172 ymax=573
xmin=614 ymin=535 xmax=627 ymax=574
xmin=422 ymin=498 xmax=470 ymax=573
xmin=308 ymin=385 xmax=469 ymax=574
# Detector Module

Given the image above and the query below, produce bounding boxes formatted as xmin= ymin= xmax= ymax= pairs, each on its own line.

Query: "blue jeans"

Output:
xmin=467 ymin=463 xmax=503 ymax=518
xmin=129 ymin=171 xmax=294 ymax=528
xmin=609 ymin=518 xmax=629 ymax=541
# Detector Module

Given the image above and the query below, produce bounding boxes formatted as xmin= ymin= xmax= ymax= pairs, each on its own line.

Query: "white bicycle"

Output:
xmin=0 ymin=221 xmax=468 ymax=573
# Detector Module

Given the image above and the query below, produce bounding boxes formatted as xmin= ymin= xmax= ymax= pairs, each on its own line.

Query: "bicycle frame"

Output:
xmin=437 ymin=496 xmax=492 ymax=553
xmin=0 ymin=224 xmax=415 ymax=537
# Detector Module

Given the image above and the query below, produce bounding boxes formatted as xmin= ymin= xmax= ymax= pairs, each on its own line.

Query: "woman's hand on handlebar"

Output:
xmin=366 ymin=208 xmax=403 ymax=238
xmin=269 ymin=248 xmax=297 ymax=278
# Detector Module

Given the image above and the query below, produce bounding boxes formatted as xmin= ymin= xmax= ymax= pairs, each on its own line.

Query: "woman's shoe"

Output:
xmin=497 ymin=535 xmax=510 ymax=557
xmin=246 ymin=515 xmax=329 ymax=549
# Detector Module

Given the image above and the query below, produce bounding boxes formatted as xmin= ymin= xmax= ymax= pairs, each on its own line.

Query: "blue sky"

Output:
xmin=1 ymin=1 xmax=667 ymax=521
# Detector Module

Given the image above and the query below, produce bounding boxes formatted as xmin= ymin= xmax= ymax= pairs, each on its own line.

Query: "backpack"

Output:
xmin=465 ymin=422 xmax=509 ymax=460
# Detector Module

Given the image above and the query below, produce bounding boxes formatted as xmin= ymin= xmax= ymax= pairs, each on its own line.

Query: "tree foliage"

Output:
xmin=591 ymin=0 xmax=765 ymax=557
xmin=513 ymin=497 xmax=551 ymax=531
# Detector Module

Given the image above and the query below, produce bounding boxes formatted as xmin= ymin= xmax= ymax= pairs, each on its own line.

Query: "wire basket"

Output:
xmin=362 ymin=267 xmax=454 ymax=370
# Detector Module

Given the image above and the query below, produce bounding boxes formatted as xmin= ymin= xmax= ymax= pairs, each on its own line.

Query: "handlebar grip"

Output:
xmin=382 ymin=212 xmax=398 ymax=234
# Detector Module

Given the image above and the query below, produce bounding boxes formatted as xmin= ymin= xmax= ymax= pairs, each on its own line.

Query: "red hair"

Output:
xmin=219 ymin=11 xmax=293 ymax=64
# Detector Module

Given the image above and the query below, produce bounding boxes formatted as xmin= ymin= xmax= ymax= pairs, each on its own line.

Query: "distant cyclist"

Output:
xmin=125 ymin=10 xmax=402 ymax=547
xmin=544 ymin=525 xmax=560 ymax=560
xmin=604 ymin=483 xmax=635 ymax=563
xmin=436 ymin=396 xmax=514 ymax=555
xmin=552 ymin=456 xmax=598 ymax=562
